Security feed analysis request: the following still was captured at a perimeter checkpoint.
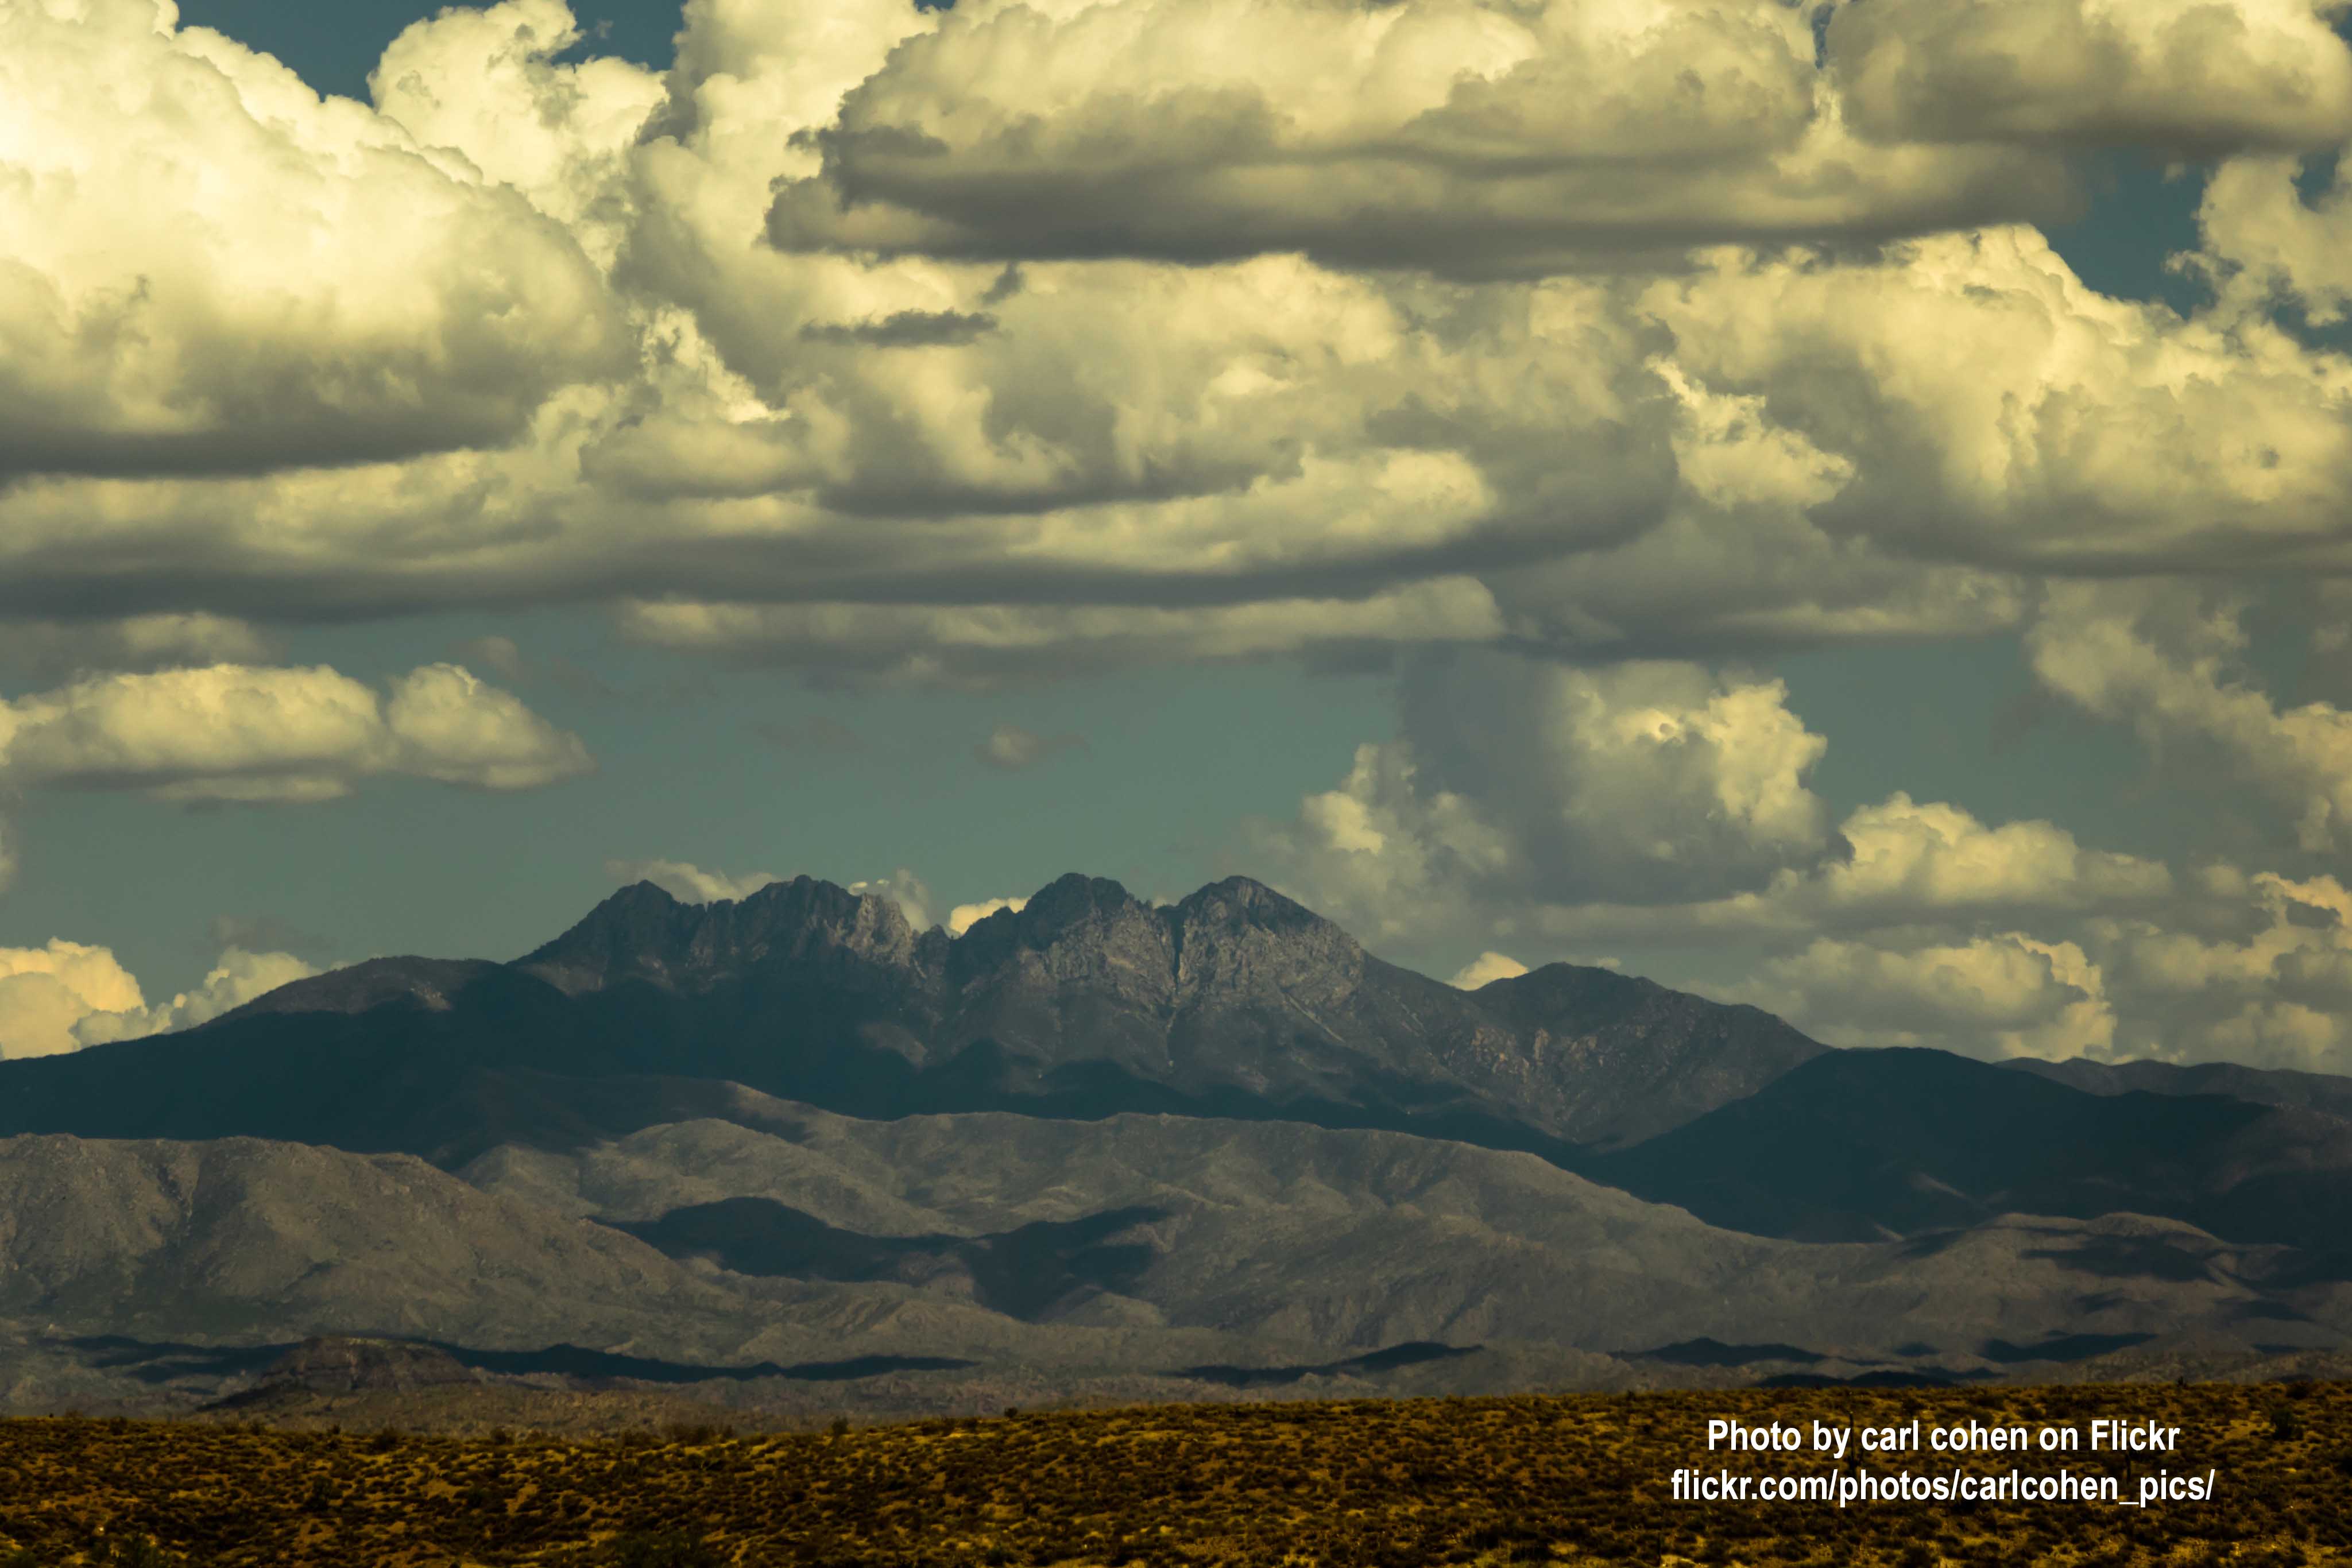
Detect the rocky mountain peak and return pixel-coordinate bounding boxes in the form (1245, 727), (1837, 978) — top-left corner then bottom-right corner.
(518, 874), (922, 995)
(949, 873), (1175, 1001)
(1166, 875), (1362, 1002)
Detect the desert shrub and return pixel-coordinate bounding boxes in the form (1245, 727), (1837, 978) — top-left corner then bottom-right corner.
(605, 1531), (725, 1568)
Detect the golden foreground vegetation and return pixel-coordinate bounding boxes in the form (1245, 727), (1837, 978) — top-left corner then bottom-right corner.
(1, 1382), (2347, 1567)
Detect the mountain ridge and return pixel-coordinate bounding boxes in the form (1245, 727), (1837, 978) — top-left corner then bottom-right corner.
(7, 871), (1828, 1159)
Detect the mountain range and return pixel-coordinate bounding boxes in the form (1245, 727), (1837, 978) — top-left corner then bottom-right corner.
(3, 872), (2349, 1420)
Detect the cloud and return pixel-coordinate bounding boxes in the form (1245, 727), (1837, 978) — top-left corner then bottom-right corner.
(0, 0), (628, 480)
(1828, 0), (2352, 154)
(1263, 651), (2172, 958)
(1636, 229), (2352, 579)
(0, 940), (145, 1060)
(618, 580), (1508, 684)
(2078, 871), (2352, 1071)
(369, 0), (665, 269)
(0, 614), (273, 682)
(0, 0), (2347, 691)
(1268, 655), (1839, 924)
(0, 940), (312, 1058)
(2027, 584), (2352, 850)
(974, 723), (1083, 772)
(604, 858), (782, 903)
(2194, 152), (2352, 327)
(1448, 951), (1529, 990)
(765, 0), (2075, 275)
(1717, 865), (2352, 1073)
(71, 946), (320, 1047)
(0, 663), (594, 802)
(1719, 932), (2115, 1060)
(947, 896), (1028, 936)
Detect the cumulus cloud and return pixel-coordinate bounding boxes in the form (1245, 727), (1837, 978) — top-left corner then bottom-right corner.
(766, 0), (2072, 274)
(1705, 865), (2352, 1074)
(2192, 147), (2352, 328)
(2027, 585), (2352, 850)
(947, 896), (1028, 936)
(370, 0), (664, 269)
(0, 0), (2343, 687)
(0, 940), (312, 1058)
(71, 946), (320, 1047)
(1719, 932), (2115, 1060)
(0, 663), (593, 802)
(0, 941), (145, 1059)
(1828, 0), (2352, 154)
(1263, 654), (1840, 934)
(1264, 652), (2172, 955)
(0, 0), (627, 480)
(1637, 229), (2352, 578)
(605, 858), (782, 903)
(1448, 951), (1529, 990)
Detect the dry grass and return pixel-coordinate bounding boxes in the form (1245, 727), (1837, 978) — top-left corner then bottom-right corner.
(1, 1381), (2347, 1566)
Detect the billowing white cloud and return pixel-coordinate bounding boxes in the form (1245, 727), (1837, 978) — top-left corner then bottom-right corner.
(947, 896), (1029, 936)
(1267, 655), (1838, 927)
(71, 946), (320, 1047)
(0, 0), (2342, 686)
(1265, 652), (2172, 956)
(1746, 865), (2352, 1074)
(370, 0), (665, 269)
(1829, 0), (2352, 154)
(0, 0), (628, 479)
(1727, 792), (2174, 932)
(0, 663), (594, 802)
(605, 858), (782, 904)
(1720, 932), (2115, 1060)
(0, 940), (311, 1058)
(1448, 951), (1529, 990)
(2194, 152), (2352, 327)
(0, 940), (145, 1059)
(1637, 229), (2352, 578)
(767, 0), (2074, 274)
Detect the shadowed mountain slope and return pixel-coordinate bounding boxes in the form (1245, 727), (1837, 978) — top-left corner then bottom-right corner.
(2004, 1055), (2352, 1123)
(0, 873), (1825, 1163)
(1587, 1048), (2352, 1251)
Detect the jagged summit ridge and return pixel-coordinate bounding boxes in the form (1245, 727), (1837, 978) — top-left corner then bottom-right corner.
(40, 865), (1830, 1156)
(518, 874), (927, 996)
(519, 869), (1359, 1008)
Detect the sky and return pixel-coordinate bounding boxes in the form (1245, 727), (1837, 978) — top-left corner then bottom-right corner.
(7, 0), (2352, 1074)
